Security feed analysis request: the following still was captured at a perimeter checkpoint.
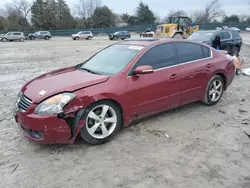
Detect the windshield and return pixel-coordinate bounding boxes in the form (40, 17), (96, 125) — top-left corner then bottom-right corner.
(114, 32), (120, 35)
(188, 31), (215, 41)
(80, 44), (143, 75)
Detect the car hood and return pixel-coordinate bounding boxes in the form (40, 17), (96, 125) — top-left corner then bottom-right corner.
(22, 66), (109, 103)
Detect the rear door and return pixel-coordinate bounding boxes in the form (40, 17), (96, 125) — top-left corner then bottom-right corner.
(13, 32), (21, 40)
(126, 43), (181, 118)
(80, 32), (85, 39)
(216, 31), (232, 52)
(175, 42), (214, 105)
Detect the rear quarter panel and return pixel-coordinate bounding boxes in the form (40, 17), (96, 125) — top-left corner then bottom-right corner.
(211, 49), (235, 88)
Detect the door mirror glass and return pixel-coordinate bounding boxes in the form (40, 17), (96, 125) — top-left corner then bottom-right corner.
(133, 65), (154, 75)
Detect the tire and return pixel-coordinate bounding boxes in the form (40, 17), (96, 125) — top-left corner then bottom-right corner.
(75, 37), (79, 40)
(202, 75), (224, 105)
(86, 36), (91, 40)
(236, 69), (241, 75)
(232, 46), (240, 56)
(114, 36), (118, 40)
(80, 100), (122, 145)
(173, 33), (183, 39)
(45, 36), (49, 40)
(2, 38), (7, 42)
(19, 38), (24, 42)
(31, 36), (35, 40)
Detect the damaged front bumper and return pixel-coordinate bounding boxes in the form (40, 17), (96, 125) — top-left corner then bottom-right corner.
(13, 103), (86, 144)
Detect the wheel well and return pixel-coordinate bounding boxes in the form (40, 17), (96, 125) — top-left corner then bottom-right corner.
(216, 73), (227, 89)
(92, 99), (124, 125)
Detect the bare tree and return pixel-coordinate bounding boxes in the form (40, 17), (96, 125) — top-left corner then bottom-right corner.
(203, 0), (224, 22)
(164, 9), (188, 23)
(76, 0), (101, 18)
(190, 0), (224, 23)
(5, 0), (31, 29)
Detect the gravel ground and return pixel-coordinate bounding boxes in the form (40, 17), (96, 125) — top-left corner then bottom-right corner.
(0, 37), (250, 188)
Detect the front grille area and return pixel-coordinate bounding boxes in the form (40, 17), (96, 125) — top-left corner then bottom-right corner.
(16, 93), (32, 112)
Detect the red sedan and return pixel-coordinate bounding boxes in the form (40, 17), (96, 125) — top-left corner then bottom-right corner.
(13, 38), (235, 145)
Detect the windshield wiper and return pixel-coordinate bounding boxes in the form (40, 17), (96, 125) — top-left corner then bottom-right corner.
(80, 67), (100, 75)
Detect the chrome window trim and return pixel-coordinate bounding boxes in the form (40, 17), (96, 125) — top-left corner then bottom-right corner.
(126, 42), (213, 78)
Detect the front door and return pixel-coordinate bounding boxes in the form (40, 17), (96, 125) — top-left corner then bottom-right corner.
(125, 43), (181, 118)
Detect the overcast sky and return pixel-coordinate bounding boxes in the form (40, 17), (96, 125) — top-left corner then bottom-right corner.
(67, 0), (250, 17)
(1, 0), (249, 18)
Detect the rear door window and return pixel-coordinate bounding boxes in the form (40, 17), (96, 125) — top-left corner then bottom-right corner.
(230, 30), (241, 39)
(202, 46), (211, 58)
(220, 31), (231, 40)
(175, 42), (204, 64)
(13, 33), (21, 35)
(131, 43), (176, 72)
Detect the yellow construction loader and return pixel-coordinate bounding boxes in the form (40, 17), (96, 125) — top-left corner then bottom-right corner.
(155, 16), (199, 39)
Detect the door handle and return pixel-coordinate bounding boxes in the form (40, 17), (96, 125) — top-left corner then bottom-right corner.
(169, 74), (178, 79)
(206, 64), (214, 68)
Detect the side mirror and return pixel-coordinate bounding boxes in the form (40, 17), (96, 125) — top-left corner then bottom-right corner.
(133, 65), (154, 75)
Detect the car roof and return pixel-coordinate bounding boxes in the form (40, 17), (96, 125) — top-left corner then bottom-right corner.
(120, 38), (206, 47)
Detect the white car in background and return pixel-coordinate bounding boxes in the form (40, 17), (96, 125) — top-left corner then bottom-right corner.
(246, 27), (250, 32)
(230, 27), (241, 32)
(71, 31), (93, 40)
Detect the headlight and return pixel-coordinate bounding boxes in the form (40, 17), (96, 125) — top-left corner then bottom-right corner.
(34, 93), (76, 115)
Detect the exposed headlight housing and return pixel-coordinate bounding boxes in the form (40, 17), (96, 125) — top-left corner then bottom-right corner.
(34, 93), (76, 115)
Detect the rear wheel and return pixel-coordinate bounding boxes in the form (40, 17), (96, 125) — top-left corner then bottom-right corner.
(173, 33), (183, 39)
(236, 69), (241, 75)
(232, 46), (240, 56)
(202, 75), (224, 105)
(45, 36), (49, 40)
(80, 101), (122, 145)
(19, 38), (25, 42)
(86, 36), (91, 40)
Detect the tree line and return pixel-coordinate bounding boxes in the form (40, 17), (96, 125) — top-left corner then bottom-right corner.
(0, 0), (249, 32)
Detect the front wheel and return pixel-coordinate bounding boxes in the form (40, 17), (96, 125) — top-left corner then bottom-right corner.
(202, 75), (224, 105)
(2, 38), (7, 42)
(80, 101), (122, 145)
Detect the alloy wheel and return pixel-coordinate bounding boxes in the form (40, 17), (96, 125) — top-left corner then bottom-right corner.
(86, 104), (117, 139)
(209, 80), (223, 102)
(232, 47), (239, 56)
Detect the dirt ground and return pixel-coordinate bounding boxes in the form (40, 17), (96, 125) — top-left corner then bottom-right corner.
(0, 36), (250, 188)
